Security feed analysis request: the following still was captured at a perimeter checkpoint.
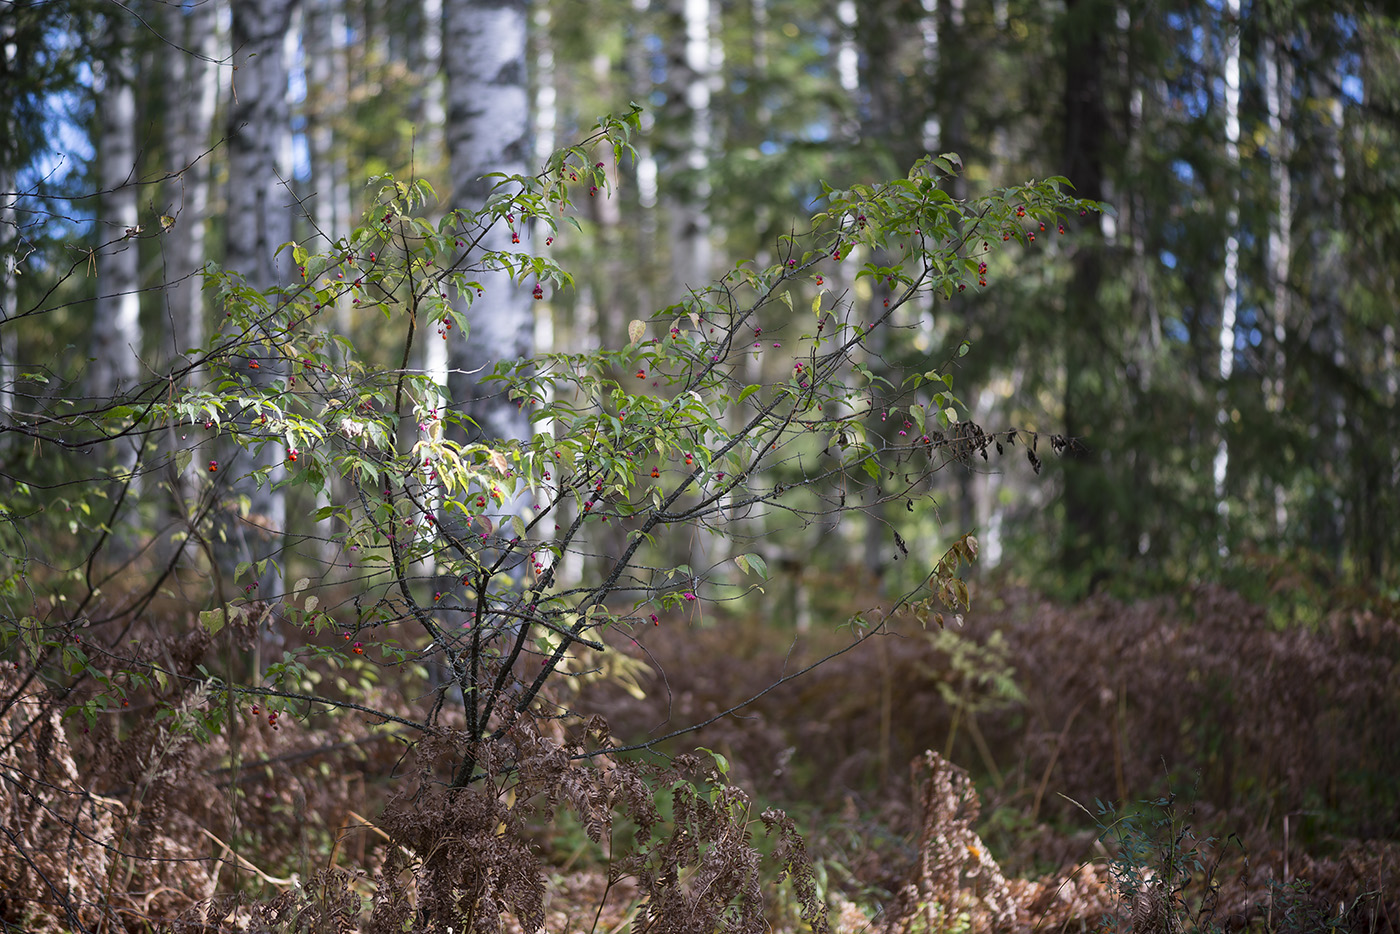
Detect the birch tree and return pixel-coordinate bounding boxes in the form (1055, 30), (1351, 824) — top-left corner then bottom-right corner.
(1262, 31), (1293, 532)
(443, 0), (533, 586)
(1211, 0), (1241, 551)
(161, 0), (221, 543)
(226, 0), (297, 598)
(0, 14), (14, 434)
(163, 0), (220, 363)
(0, 167), (14, 447)
(663, 0), (718, 294)
(90, 17), (142, 408)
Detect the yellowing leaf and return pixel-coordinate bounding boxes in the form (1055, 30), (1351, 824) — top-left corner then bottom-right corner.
(628, 319), (646, 344)
(199, 608), (226, 636)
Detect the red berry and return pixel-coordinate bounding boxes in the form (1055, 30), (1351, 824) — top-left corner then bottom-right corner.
(651, 467), (660, 478)
(636, 369), (646, 378)
(208, 460), (218, 472)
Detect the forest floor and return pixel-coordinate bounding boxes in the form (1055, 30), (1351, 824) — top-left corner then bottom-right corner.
(3, 581), (1397, 932)
(567, 581), (1400, 933)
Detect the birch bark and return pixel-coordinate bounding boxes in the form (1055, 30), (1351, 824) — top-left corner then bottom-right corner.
(443, 0), (533, 588)
(226, 0), (297, 597)
(1211, 0), (1241, 550)
(90, 24), (142, 407)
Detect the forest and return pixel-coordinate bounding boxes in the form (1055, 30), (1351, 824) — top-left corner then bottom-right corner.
(1, 0), (1397, 931)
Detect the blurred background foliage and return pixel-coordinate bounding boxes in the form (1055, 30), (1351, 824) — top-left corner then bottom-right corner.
(3, 0), (1397, 603)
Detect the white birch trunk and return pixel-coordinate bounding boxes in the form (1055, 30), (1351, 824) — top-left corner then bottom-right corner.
(161, 0), (222, 556)
(665, 0), (716, 293)
(88, 13), (145, 550)
(919, 0), (940, 151)
(628, 0), (658, 314)
(1263, 36), (1293, 532)
(91, 42), (142, 406)
(304, 0), (353, 566)
(443, 0), (532, 589)
(0, 166), (15, 445)
(164, 0), (219, 362)
(1211, 0), (1240, 550)
(306, 0), (354, 340)
(443, 0), (531, 435)
(0, 19), (16, 440)
(660, 0), (729, 577)
(409, 0), (448, 579)
(227, 0), (296, 598)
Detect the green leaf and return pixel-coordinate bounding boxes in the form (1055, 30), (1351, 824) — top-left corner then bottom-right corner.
(697, 746), (730, 776)
(199, 608), (226, 636)
(735, 553), (769, 579)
